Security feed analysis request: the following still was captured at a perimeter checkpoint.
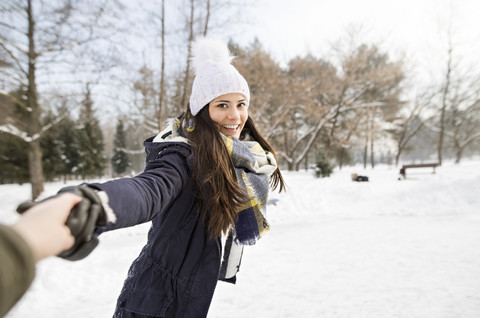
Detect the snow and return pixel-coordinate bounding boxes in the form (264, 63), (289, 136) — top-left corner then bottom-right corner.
(2, 160), (480, 317)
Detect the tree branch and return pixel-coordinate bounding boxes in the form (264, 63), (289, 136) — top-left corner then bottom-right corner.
(0, 40), (28, 75)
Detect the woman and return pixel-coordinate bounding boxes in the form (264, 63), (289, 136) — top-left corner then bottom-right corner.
(38, 38), (284, 317)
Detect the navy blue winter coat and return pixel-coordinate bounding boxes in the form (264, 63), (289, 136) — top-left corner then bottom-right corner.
(90, 137), (222, 317)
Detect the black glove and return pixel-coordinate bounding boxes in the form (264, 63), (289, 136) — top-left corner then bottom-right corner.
(16, 185), (108, 261)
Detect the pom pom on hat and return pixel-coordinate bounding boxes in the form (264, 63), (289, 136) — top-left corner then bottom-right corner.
(191, 38), (233, 73)
(189, 37), (250, 116)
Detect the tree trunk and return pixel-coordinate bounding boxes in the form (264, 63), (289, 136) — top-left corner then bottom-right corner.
(287, 161), (293, 171)
(180, 0), (195, 111)
(27, 0), (44, 199)
(455, 148), (463, 164)
(203, 0), (210, 36)
(28, 140), (44, 199)
(369, 107), (376, 168)
(294, 160), (300, 171)
(363, 130), (368, 169)
(438, 32), (453, 166)
(157, 0), (166, 131)
(395, 148), (401, 166)
(370, 135), (375, 168)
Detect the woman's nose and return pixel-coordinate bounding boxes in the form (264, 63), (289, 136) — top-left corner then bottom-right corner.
(227, 107), (240, 120)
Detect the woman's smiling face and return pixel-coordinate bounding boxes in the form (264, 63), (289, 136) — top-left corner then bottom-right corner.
(208, 93), (248, 139)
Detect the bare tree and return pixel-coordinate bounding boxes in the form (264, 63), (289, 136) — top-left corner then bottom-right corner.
(450, 101), (480, 163)
(445, 77), (480, 163)
(180, 0), (195, 111)
(178, 0), (251, 112)
(233, 39), (405, 171)
(231, 39), (292, 138)
(0, 0), (120, 198)
(280, 55), (340, 171)
(431, 6), (480, 165)
(341, 44), (404, 168)
(437, 29), (453, 166)
(388, 93), (431, 166)
(133, 64), (159, 136)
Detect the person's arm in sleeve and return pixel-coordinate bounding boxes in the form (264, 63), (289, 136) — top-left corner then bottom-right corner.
(0, 193), (80, 317)
(89, 147), (190, 231)
(0, 224), (35, 318)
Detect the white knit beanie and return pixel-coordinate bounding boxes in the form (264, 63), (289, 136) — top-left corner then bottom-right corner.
(189, 38), (250, 116)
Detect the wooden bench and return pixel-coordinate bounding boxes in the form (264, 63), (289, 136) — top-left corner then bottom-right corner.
(399, 163), (439, 179)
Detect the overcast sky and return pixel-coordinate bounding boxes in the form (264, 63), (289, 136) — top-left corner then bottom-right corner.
(228, 0), (480, 81)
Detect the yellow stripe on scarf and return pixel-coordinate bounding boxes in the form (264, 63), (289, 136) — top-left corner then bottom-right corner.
(225, 135), (234, 155)
(249, 142), (265, 154)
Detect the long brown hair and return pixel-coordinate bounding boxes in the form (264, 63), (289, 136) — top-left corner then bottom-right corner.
(183, 106), (285, 239)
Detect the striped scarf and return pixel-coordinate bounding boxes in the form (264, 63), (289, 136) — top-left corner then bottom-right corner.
(219, 135), (277, 282)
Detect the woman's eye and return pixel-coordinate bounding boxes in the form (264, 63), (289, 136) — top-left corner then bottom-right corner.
(237, 102), (246, 108)
(216, 103), (228, 108)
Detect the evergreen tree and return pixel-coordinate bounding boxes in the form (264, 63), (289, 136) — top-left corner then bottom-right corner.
(58, 112), (81, 179)
(0, 133), (29, 184)
(40, 111), (64, 181)
(314, 152), (334, 178)
(111, 118), (131, 176)
(76, 84), (106, 179)
(40, 104), (81, 181)
(0, 87), (31, 184)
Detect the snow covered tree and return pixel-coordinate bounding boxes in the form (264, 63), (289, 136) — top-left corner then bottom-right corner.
(76, 85), (106, 179)
(111, 118), (131, 176)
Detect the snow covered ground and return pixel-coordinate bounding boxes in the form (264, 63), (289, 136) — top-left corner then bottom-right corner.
(2, 160), (480, 317)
